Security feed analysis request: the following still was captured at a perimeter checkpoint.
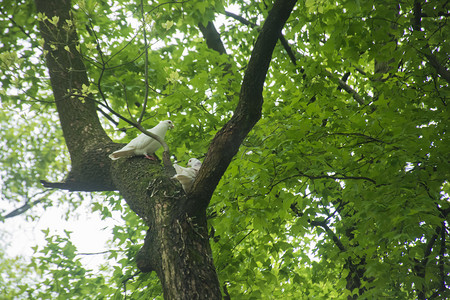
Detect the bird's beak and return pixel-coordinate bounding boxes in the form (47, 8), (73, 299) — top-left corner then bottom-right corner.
(169, 122), (174, 129)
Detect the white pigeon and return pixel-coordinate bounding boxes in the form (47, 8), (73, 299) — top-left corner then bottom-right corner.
(172, 158), (202, 192)
(109, 120), (174, 160)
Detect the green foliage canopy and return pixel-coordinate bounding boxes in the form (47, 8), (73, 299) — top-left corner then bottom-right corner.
(0, 0), (449, 299)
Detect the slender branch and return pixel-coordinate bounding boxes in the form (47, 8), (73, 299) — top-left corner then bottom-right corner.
(232, 229), (254, 251)
(323, 70), (365, 105)
(0, 8), (43, 51)
(77, 250), (113, 256)
(296, 169), (377, 185)
(278, 34), (297, 65)
(2, 198), (45, 219)
(1, 190), (50, 219)
(224, 10), (297, 64)
(138, 0), (149, 124)
(225, 11), (257, 27)
(328, 132), (386, 144)
(97, 107), (119, 126)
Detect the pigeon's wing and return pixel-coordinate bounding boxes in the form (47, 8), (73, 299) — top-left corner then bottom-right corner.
(128, 133), (152, 150)
(108, 143), (137, 160)
(141, 139), (161, 156)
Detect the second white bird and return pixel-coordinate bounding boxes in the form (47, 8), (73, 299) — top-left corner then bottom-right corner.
(172, 158), (202, 192)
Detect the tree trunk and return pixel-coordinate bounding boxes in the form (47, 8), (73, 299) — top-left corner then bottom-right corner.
(34, 0), (298, 298)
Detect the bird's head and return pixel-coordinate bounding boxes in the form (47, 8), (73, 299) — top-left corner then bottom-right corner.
(187, 158), (201, 167)
(162, 120), (174, 129)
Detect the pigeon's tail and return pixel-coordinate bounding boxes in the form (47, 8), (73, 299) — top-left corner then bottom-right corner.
(109, 149), (136, 160)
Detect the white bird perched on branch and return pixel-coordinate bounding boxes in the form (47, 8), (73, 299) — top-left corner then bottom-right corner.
(172, 158), (202, 192)
(109, 120), (174, 160)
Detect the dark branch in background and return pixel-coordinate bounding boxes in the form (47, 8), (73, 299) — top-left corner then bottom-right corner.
(278, 34), (297, 65)
(413, 0), (422, 31)
(323, 70), (365, 105)
(198, 22), (227, 55)
(414, 204), (450, 299)
(422, 52), (450, 84)
(337, 72), (351, 90)
(198, 20), (238, 103)
(438, 221), (446, 295)
(415, 226), (441, 300)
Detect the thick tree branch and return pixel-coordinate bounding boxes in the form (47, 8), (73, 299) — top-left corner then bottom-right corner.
(190, 0), (298, 212)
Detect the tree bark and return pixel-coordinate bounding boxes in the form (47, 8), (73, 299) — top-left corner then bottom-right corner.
(35, 0), (298, 298)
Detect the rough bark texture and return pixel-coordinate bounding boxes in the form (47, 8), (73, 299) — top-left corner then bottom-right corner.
(35, 0), (298, 298)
